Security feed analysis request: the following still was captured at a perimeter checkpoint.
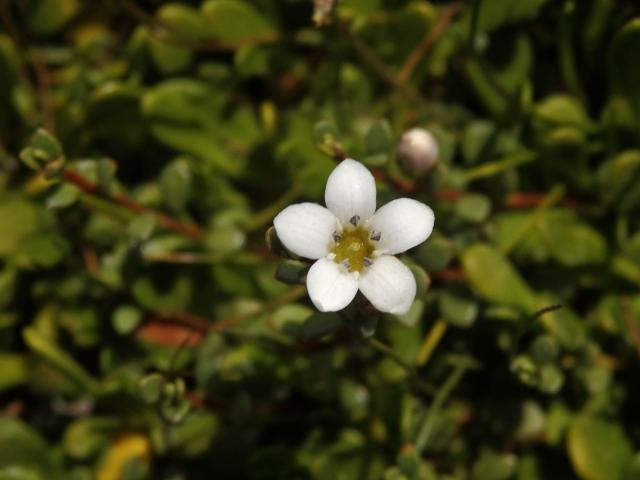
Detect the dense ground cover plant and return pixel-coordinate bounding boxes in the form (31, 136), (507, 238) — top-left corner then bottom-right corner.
(1, 0), (640, 479)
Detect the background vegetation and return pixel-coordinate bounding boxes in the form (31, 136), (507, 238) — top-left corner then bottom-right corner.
(1, 0), (640, 478)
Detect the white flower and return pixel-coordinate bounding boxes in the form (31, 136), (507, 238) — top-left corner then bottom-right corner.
(274, 159), (434, 315)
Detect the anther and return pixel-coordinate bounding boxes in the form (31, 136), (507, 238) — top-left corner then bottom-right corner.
(363, 257), (373, 267)
(370, 231), (381, 241)
(349, 215), (360, 226)
(333, 232), (342, 242)
(341, 259), (351, 270)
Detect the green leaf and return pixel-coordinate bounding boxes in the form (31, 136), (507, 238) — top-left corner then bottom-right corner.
(537, 295), (587, 350)
(167, 412), (219, 457)
(156, 3), (206, 43)
(609, 18), (640, 107)
(46, 184), (79, 209)
(149, 36), (194, 75)
(416, 234), (455, 274)
(0, 197), (49, 257)
(455, 193), (492, 223)
(0, 353), (28, 391)
(597, 150), (640, 212)
(201, 0), (277, 42)
(468, 0), (550, 33)
(275, 260), (308, 285)
(15, 232), (70, 268)
(138, 373), (165, 404)
(440, 291), (478, 328)
(472, 450), (517, 480)
(365, 119), (394, 155)
(0, 417), (54, 475)
(87, 83), (144, 150)
(0, 35), (20, 136)
(26, 0), (79, 36)
(142, 79), (258, 176)
(461, 244), (538, 314)
(63, 417), (116, 460)
(22, 326), (98, 394)
(19, 128), (64, 174)
(279, 311), (344, 341)
(112, 305), (143, 335)
(160, 158), (192, 213)
(568, 416), (633, 480)
(537, 210), (607, 266)
(533, 95), (593, 132)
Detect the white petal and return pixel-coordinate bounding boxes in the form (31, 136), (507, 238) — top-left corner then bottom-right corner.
(368, 198), (434, 254)
(358, 255), (416, 315)
(307, 257), (359, 312)
(325, 158), (377, 225)
(274, 203), (338, 259)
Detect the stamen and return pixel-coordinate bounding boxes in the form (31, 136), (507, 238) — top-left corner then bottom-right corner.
(349, 215), (360, 226)
(370, 231), (381, 241)
(331, 226), (374, 272)
(363, 257), (373, 267)
(332, 232), (342, 243)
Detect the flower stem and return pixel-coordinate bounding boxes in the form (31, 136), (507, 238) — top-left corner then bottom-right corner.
(415, 362), (467, 454)
(64, 169), (204, 240)
(416, 318), (448, 367)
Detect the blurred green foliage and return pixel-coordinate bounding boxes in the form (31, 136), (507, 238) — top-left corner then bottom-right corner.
(1, 0), (640, 479)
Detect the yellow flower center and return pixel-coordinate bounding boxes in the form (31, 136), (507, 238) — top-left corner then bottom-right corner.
(332, 227), (374, 272)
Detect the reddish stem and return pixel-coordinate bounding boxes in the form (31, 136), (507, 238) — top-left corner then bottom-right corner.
(63, 169), (203, 240)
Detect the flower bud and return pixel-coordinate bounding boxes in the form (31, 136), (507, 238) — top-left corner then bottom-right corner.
(396, 128), (439, 176)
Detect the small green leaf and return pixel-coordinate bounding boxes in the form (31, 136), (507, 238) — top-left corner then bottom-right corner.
(0, 417), (54, 475)
(46, 184), (79, 209)
(23, 326), (98, 394)
(63, 417), (116, 460)
(149, 36), (194, 75)
(461, 244), (538, 314)
(610, 18), (640, 106)
(0, 353), (28, 391)
(597, 150), (640, 212)
(472, 449), (517, 480)
(440, 291), (478, 328)
(537, 210), (607, 266)
(275, 260), (308, 285)
(156, 3), (206, 43)
(19, 128), (65, 174)
(201, 0), (277, 42)
(112, 305), (143, 335)
(366, 119), (394, 155)
(26, 0), (79, 36)
(534, 95), (593, 131)
(455, 193), (492, 223)
(568, 416), (633, 480)
(160, 159), (192, 213)
(139, 373), (165, 404)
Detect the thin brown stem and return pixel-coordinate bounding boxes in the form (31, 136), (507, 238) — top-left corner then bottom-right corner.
(63, 169), (204, 240)
(396, 1), (463, 86)
(337, 21), (425, 104)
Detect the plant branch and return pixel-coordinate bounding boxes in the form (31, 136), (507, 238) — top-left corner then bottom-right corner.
(337, 21), (425, 104)
(415, 362), (467, 454)
(396, 1), (463, 86)
(63, 169), (204, 240)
